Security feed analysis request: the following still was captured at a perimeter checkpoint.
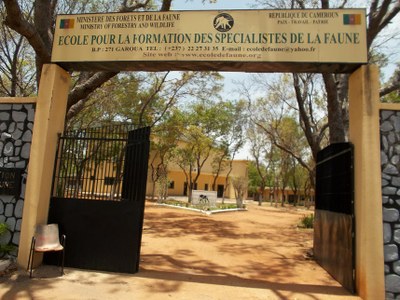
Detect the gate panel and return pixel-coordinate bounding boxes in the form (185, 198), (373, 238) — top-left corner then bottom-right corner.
(46, 198), (138, 272)
(46, 126), (150, 274)
(121, 127), (151, 271)
(314, 142), (355, 293)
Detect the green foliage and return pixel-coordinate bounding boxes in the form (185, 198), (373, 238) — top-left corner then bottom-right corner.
(216, 203), (243, 210)
(162, 199), (189, 207)
(0, 8), (37, 97)
(67, 71), (223, 130)
(248, 160), (265, 192)
(0, 223), (8, 236)
(172, 97), (246, 201)
(299, 214), (314, 229)
(381, 91), (400, 103)
(381, 63), (400, 103)
(0, 223), (16, 258)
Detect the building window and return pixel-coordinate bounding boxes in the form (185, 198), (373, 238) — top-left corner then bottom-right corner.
(217, 185), (224, 197)
(104, 177), (115, 185)
(205, 184), (209, 191)
(168, 181), (175, 189)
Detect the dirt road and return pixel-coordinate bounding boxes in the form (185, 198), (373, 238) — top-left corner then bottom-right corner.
(0, 201), (361, 300)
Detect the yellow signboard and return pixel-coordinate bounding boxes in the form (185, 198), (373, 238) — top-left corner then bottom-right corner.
(51, 9), (367, 73)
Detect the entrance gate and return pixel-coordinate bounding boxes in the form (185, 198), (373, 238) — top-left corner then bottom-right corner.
(46, 126), (150, 273)
(314, 143), (355, 292)
(15, 8), (385, 298)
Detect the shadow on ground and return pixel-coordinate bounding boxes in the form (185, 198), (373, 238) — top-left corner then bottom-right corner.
(0, 202), (359, 300)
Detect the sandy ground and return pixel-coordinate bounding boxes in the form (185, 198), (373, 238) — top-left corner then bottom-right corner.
(0, 200), (361, 300)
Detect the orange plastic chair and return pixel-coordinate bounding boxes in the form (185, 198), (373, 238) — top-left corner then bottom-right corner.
(27, 224), (66, 278)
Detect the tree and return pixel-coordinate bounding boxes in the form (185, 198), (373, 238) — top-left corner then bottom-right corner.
(148, 109), (184, 201)
(247, 126), (270, 205)
(211, 143), (230, 191)
(253, 0), (400, 143)
(173, 124), (214, 202)
(231, 176), (247, 208)
(0, 3), (36, 97)
(66, 71), (222, 129)
(173, 140), (196, 202)
(381, 64), (400, 102)
(246, 74), (319, 190)
(287, 158), (309, 206)
(248, 161), (261, 200)
(171, 96), (245, 202)
(292, 73), (328, 162)
(248, 108), (312, 206)
(210, 99), (247, 200)
(1, 0), (172, 119)
(277, 149), (292, 206)
(266, 115), (310, 206)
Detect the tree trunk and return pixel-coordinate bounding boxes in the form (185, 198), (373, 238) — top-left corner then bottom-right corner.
(152, 183), (157, 202)
(323, 73), (346, 143)
(258, 193), (262, 206)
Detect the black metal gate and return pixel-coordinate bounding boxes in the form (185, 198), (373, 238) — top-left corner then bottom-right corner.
(46, 126), (150, 273)
(314, 142), (355, 293)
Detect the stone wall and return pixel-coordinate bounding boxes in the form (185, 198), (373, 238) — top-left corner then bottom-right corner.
(0, 103), (35, 256)
(380, 110), (400, 299)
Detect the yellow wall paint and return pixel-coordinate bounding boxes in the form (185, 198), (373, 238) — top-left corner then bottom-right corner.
(146, 149), (249, 200)
(0, 97), (37, 104)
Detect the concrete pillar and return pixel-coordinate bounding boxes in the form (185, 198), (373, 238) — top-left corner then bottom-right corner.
(17, 64), (70, 268)
(348, 65), (385, 299)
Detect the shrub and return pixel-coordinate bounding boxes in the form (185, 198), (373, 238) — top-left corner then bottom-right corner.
(0, 223), (16, 258)
(216, 203), (242, 209)
(299, 214), (314, 229)
(0, 223), (8, 236)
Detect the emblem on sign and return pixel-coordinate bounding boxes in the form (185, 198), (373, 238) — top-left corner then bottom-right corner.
(213, 13), (234, 32)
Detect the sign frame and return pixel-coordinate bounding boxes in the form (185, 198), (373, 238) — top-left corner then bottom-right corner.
(51, 9), (367, 73)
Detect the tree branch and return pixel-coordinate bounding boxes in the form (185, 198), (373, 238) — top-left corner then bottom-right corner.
(367, 0), (400, 49)
(3, 0), (51, 63)
(161, 0), (172, 11)
(253, 120), (312, 174)
(120, 0), (151, 12)
(139, 72), (169, 126)
(67, 71), (118, 108)
(380, 67), (400, 97)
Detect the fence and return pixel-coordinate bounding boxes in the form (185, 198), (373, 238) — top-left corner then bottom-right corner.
(52, 125), (136, 201)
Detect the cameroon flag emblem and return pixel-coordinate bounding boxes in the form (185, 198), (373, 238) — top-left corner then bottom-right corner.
(60, 19), (75, 29)
(343, 14), (361, 25)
